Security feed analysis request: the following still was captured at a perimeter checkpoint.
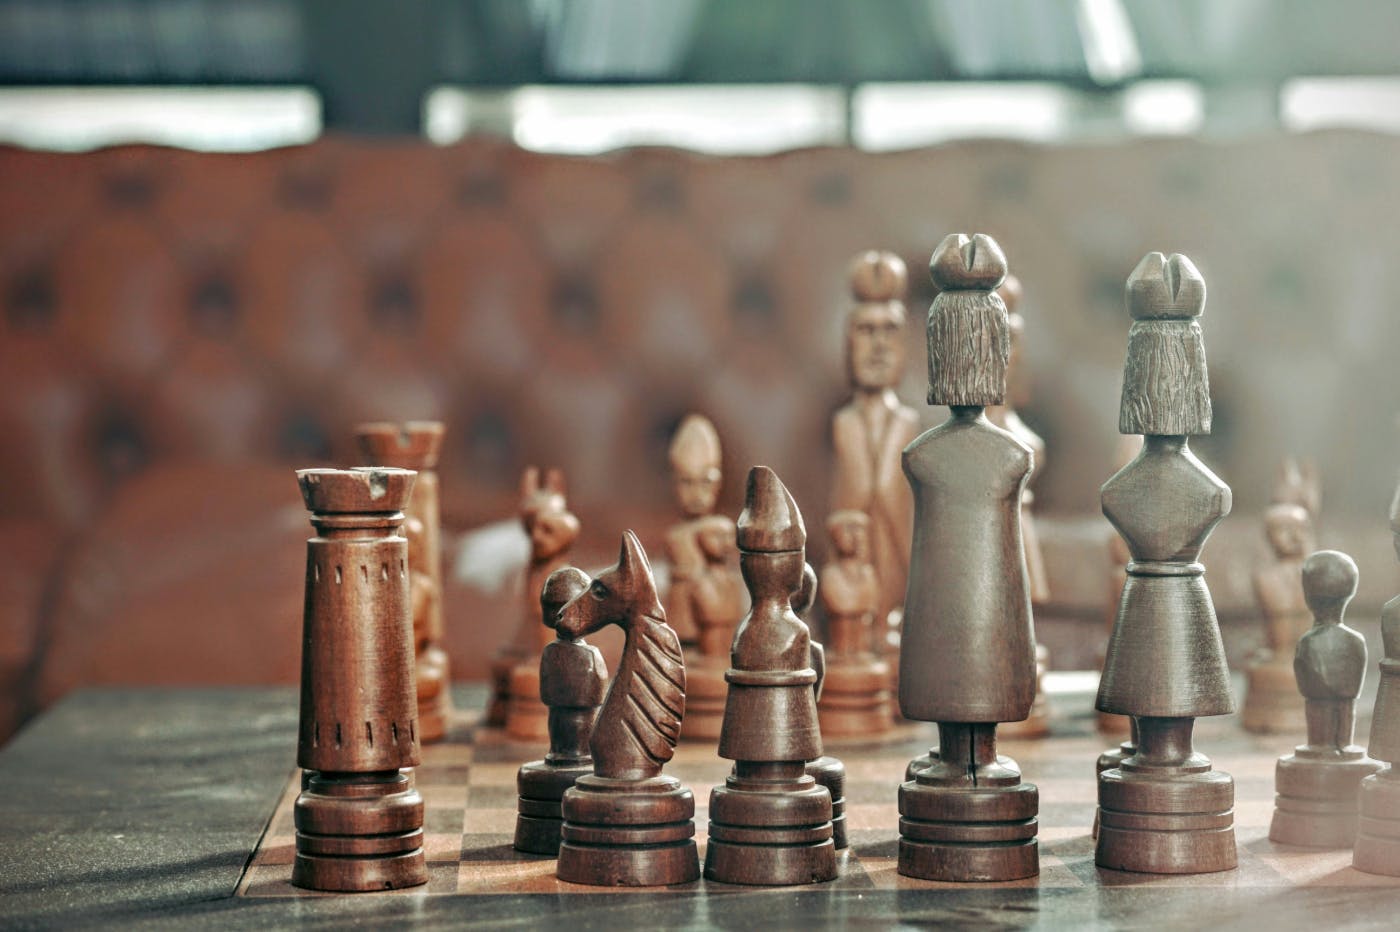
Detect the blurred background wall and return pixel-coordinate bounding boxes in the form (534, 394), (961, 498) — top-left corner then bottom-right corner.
(1, 0), (1398, 743)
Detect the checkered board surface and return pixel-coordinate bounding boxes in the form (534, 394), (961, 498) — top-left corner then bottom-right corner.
(237, 709), (1400, 897)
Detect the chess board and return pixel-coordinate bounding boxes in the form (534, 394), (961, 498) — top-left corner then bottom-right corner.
(237, 706), (1400, 898)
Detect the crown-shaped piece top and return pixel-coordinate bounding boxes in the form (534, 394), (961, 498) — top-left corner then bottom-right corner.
(298, 467), (416, 514)
(354, 421), (445, 470)
(1126, 252), (1205, 320)
(850, 250), (908, 302)
(929, 233), (1007, 292)
(668, 413), (722, 472)
(737, 465), (805, 553)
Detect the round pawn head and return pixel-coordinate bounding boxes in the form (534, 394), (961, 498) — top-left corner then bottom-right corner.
(1301, 550), (1359, 622)
(736, 465), (805, 554)
(924, 233), (1011, 407)
(826, 509), (871, 561)
(541, 566), (591, 630)
(1119, 251), (1212, 436)
(1264, 503), (1313, 560)
(850, 250), (908, 302)
(668, 414), (722, 518)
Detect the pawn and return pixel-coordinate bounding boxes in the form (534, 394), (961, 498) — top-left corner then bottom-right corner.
(514, 568), (609, 855)
(1269, 551), (1382, 847)
(794, 559), (848, 851)
(555, 532), (700, 887)
(817, 510), (894, 740)
(706, 467), (838, 885)
(680, 515), (746, 741)
(1354, 484), (1400, 876)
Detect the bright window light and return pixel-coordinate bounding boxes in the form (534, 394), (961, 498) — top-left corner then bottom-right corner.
(0, 87), (320, 152)
(854, 83), (1073, 150)
(425, 84), (846, 155)
(1281, 77), (1400, 134)
(1123, 81), (1203, 136)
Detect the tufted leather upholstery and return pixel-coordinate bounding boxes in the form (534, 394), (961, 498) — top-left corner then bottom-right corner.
(2, 133), (1398, 742)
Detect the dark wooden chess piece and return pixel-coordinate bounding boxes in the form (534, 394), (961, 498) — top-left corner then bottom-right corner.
(897, 233), (1039, 883)
(817, 510), (893, 740)
(664, 414), (731, 650)
(680, 514), (745, 741)
(1097, 433), (1142, 741)
(555, 532), (700, 886)
(500, 467), (580, 741)
(514, 566), (609, 855)
(1354, 481), (1400, 876)
(832, 251), (919, 679)
(706, 466), (838, 885)
(355, 421), (452, 742)
(794, 557), (848, 851)
(989, 275), (1051, 740)
(1244, 471), (1319, 735)
(292, 467), (427, 892)
(1095, 252), (1237, 875)
(1269, 550), (1381, 847)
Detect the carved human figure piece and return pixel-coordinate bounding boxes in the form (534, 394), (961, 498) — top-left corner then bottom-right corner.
(1095, 252), (1237, 875)
(292, 467), (426, 892)
(1269, 550), (1382, 847)
(354, 421), (451, 742)
(554, 532), (700, 886)
(831, 251), (920, 637)
(987, 274), (1051, 740)
(706, 466), (837, 885)
(501, 467), (581, 740)
(817, 509), (893, 738)
(514, 567), (609, 855)
(898, 233), (1039, 883)
(1354, 480), (1400, 876)
(680, 513), (747, 741)
(664, 414), (729, 648)
(1244, 499), (1317, 733)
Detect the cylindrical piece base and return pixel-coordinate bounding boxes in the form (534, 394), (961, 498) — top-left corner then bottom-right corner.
(505, 664), (548, 742)
(1353, 771), (1400, 876)
(293, 772), (427, 892)
(897, 775), (1039, 882)
(558, 774), (700, 886)
(806, 755), (847, 850)
(1096, 766), (1236, 874)
(515, 760), (591, 855)
(705, 774), (836, 885)
(1269, 750), (1382, 848)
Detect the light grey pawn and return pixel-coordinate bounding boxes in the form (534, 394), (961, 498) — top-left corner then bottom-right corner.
(1269, 551), (1381, 847)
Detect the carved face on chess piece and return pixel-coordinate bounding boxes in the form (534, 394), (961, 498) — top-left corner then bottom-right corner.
(696, 514), (737, 567)
(669, 415), (723, 519)
(521, 468), (580, 563)
(1265, 503), (1314, 561)
(828, 510), (871, 563)
(846, 252), (909, 392)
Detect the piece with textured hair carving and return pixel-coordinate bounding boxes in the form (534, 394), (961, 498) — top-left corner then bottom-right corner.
(897, 232), (1039, 883)
(1095, 252), (1237, 875)
(554, 532), (700, 887)
(291, 467), (427, 893)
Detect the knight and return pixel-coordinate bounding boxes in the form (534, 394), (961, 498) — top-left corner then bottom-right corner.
(705, 466), (837, 885)
(554, 532), (700, 886)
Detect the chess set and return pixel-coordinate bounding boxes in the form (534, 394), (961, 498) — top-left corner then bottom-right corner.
(239, 234), (1400, 898)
